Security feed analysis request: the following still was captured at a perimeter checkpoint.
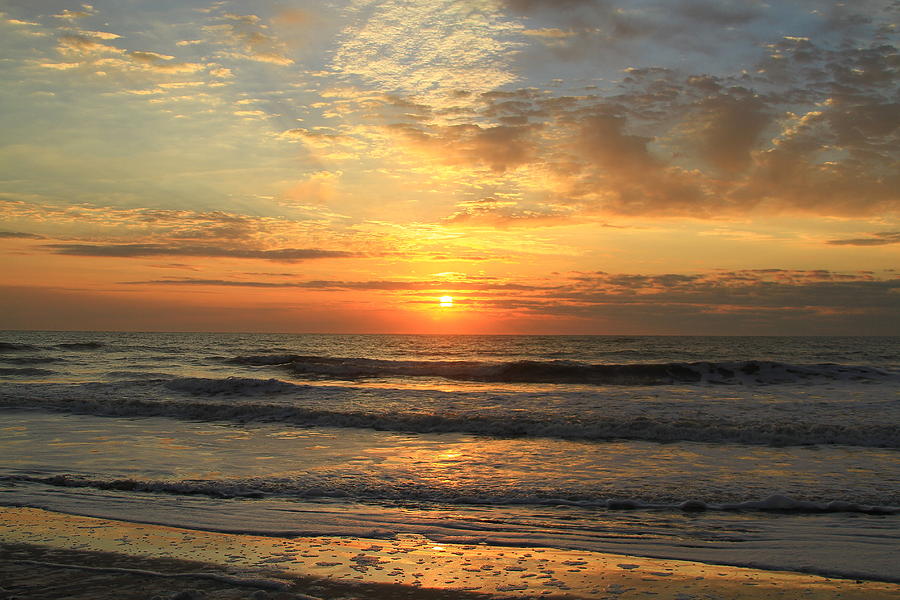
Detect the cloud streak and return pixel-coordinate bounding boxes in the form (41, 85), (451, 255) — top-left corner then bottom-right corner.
(109, 267), (900, 333)
(123, 277), (543, 291)
(0, 231), (45, 239)
(44, 244), (358, 262)
(827, 232), (900, 246)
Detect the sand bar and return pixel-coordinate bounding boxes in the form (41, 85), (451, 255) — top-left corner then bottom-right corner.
(1, 506), (897, 599)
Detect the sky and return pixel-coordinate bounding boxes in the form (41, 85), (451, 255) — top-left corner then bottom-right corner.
(0, 0), (897, 335)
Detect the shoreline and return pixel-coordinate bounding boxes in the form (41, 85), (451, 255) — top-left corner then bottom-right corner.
(2, 506), (898, 599)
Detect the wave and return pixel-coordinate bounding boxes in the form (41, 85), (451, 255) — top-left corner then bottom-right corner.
(164, 376), (309, 395)
(229, 355), (897, 386)
(0, 342), (39, 352)
(2, 394), (896, 447)
(104, 371), (175, 380)
(0, 367), (56, 377)
(55, 342), (106, 350)
(0, 356), (65, 365)
(6, 475), (896, 515)
(7, 557), (290, 592)
(0, 341), (105, 353)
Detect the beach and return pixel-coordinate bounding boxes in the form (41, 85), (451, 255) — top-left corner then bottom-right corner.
(3, 506), (898, 599)
(3, 0), (899, 595)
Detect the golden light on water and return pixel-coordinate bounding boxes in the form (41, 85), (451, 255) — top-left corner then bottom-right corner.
(439, 296), (454, 307)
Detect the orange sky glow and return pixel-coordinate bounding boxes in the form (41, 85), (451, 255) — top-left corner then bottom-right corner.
(0, 0), (897, 334)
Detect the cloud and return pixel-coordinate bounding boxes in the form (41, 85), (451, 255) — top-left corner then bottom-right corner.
(43, 243), (357, 262)
(827, 231), (900, 246)
(681, 92), (771, 173)
(57, 34), (124, 56)
(124, 268), (896, 305)
(126, 50), (205, 73)
(499, 0), (606, 14)
(76, 30), (120, 40)
(48, 31), (207, 75)
(116, 268), (900, 334)
(501, 268), (900, 334)
(445, 197), (574, 227)
(123, 277), (544, 291)
(281, 128), (357, 146)
(53, 5), (97, 22)
(675, 1), (764, 26)
(376, 36), (898, 220)
(398, 3), (888, 220)
(521, 28), (578, 40)
(0, 201), (390, 264)
(500, 0), (765, 58)
(550, 270), (899, 317)
(0, 231), (45, 239)
(0, 201), (336, 245)
(281, 171), (341, 205)
(205, 12), (294, 65)
(388, 121), (540, 172)
(331, 0), (522, 102)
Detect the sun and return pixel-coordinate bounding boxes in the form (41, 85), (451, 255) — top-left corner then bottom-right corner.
(439, 295), (454, 307)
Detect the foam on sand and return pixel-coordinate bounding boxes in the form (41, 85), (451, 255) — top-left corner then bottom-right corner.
(1, 506), (897, 599)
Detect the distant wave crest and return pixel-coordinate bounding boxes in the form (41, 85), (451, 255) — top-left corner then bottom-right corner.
(229, 355), (897, 386)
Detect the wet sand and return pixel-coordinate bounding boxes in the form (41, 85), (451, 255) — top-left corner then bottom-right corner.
(1, 506), (897, 599)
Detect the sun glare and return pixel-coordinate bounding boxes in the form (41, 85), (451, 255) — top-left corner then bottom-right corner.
(439, 295), (454, 307)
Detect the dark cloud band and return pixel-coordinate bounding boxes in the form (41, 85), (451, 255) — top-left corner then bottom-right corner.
(44, 243), (357, 261)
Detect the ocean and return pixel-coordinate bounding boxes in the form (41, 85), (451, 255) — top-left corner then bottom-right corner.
(0, 332), (897, 583)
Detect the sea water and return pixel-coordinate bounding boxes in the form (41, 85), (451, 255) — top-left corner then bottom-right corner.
(0, 332), (897, 581)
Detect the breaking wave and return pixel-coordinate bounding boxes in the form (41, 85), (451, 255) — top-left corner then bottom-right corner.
(229, 355), (897, 386)
(5, 474), (896, 515)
